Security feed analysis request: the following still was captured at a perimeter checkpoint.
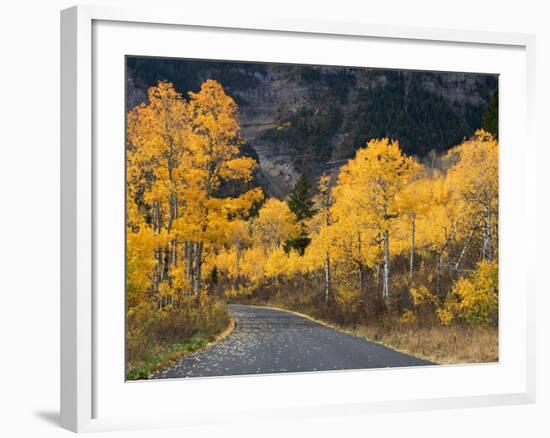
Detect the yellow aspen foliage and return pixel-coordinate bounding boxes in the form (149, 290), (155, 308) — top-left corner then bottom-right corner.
(445, 129), (498, 260)
(446, 130), (498, 214)
(224, 284), (255, 298)
(127, 79), (261, 299)
(125, 80), (263, 370)
(253, 198), (300, 250)
(410, 285), (440, 307)
(323, 214), (379, 268)
(394, 174), (433, 277)
(126, 226), (157, 308)
(438, 260), (498, 326)
(265, 247), (290, 278)
(335, 287), (362, 317)
(333, 138), (421, 300)
(305, 173), (336, 271)
(213, 248), (241, 279)
(127, 81), (190, 235)
(304, 225), (335, 271)
(336, 138), (421, 229)
(174, 79), (261, 244)
(399, 309), (417, 326)
(238, 246), (268, 284)
(414, 174), (459, 251)
(125, 75), (500, 369)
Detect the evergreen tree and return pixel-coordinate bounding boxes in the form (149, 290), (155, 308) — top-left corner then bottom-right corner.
(287, 173), (315, 220)
(482, 88), (498, 140)
(285, 173), (316, 255)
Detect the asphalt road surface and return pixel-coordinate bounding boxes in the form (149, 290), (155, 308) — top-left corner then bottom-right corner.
(154, 304), (433, 379)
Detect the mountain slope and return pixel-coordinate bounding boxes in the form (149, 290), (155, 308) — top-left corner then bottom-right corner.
(127, 58), (497, 197)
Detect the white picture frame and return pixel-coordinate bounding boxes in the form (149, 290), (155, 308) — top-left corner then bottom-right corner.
(60, 4), (536, 433)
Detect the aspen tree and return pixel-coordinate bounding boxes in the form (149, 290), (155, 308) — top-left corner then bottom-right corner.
(446, 130), (498, 262)
(335, 139), (420, 304)
(318, 174), (334, 304)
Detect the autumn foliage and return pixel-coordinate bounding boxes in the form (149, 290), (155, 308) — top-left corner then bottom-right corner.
(126, 80), (261, 372)
(127, 80), (499, 372)
(214, 130), (498, 329)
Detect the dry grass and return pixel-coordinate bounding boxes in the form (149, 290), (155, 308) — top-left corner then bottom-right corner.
(126, 297), (231, 376)
(352, 324), (498, 365)
(127, 317), (235, 380)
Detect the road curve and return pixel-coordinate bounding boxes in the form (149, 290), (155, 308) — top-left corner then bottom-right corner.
(154, 304), (433, 379)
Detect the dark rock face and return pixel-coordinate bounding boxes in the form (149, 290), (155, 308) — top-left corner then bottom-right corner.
(127, 57), (497, 198)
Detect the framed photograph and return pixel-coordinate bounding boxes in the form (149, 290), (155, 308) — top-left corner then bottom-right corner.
(61, 5), (536, 432)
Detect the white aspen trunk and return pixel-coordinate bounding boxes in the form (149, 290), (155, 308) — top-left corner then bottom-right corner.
(409, 215), (416, 281)
(383, 230), (390, 303)
(324, 252), (331, 304)
(172, 238), (177, 266)
(455, 228), (474, 271)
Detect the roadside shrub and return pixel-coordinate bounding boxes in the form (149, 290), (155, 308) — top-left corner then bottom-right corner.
(410, 285), (440, 307)
(399, 309), (417, 326)
(126, 293), (230, 368)
(438, 260), (498, 326)
(335, 287), (362, 324)
(409, 284), (440, 325)
(224, 284), (256, 299)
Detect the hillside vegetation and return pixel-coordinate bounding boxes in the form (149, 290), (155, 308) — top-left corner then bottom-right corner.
(126, 79), (498, 377)
(127, 58), (498, 196)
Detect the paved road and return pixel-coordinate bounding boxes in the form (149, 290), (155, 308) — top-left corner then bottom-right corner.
(154, 304), (433, 379)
